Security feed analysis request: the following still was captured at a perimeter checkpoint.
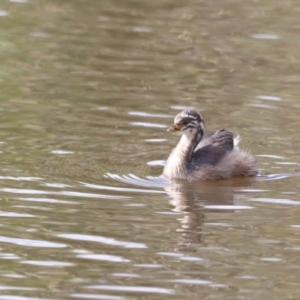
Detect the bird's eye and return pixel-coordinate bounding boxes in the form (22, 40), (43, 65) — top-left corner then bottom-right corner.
(182, 120), (188, 126)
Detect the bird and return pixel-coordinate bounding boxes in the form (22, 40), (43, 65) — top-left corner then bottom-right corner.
(163, 109), (259, 181)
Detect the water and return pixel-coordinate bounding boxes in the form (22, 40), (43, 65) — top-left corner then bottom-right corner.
(0, 0), (300, 299)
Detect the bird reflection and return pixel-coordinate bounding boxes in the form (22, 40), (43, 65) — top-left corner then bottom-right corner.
(165, 178), (255, 252)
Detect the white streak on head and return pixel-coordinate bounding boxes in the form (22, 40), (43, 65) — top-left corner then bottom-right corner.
(234, 135), (241, 147)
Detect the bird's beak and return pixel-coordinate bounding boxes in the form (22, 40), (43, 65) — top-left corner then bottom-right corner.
(167, 124), (182, 132)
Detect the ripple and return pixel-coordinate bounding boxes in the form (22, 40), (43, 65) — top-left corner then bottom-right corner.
(30, 32), (50, 38)
(85, 285), (175, 294)
(158, 252), (183, 257)
(112, 273), (140, 278)
(131, 27), (153, 33)
(107, 173), (295, 198)
(0, 297), (51, 300)
(256, 173), (295, 181)
(130, 122), (167, 128)
(256, 154), (286, 159)
(179, 256), (203, 261)
(129, 111), (171, 118)
(51, 150), (74, 154)
(206, 223), (232, 227)
(134, 264), (163, 268)
(18, 197), (77, 204)
(251, 33), (279, 39)
(0, 11), (9, 17)
(0, 236), (66, 248)
(171, 105), (195, 110)
(107, 172), (293, 189)
(169, 279), (212, 285)
(103, 173), (298, 223)
(77, 254), (130, 262)
(0, 211), (34, 218)
(0, 188), (130, 200)
(236, 276), (259, 279)
(260, 257), (282, 262)
(0, 176), (43, 181)
(21, 260), (74, 267)
(239, 189), (270, 193)
(249, 198), (300, 205)
(204, 205), (254, 210)
(71, 294), (127, 300)
(43, 183), (72, 188)
(57, 191), (129, 199)
(0, 253), (20, 260)
(123, 203), (146, 207)
(0, 286), (38, 291)
(2, 274), (25, 278)
(256, 95), (282, 101)
(58, 233), (147, 249)
(147, 160), (165, 166)
(97, 106), (109, 110)
(105, 173), (169, 188)
(80, 182), (164, 194)
(144, 139), (167, 142)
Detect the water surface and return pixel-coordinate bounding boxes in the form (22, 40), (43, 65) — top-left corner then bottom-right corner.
(0, 0), (300, 299)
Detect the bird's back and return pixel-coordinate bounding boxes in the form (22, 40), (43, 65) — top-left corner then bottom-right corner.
(187, 129), (258, 180)
(191, 129), (234, 167)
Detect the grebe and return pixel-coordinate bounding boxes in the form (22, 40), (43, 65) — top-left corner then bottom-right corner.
(163, 109), (259, 180)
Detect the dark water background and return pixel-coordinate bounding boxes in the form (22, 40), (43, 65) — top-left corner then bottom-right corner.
(0, 0), (300, 299)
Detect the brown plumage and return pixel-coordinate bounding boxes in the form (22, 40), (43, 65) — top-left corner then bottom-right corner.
(163, 109), (259, 181)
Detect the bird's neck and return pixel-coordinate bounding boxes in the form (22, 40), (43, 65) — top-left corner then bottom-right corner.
(164, 130), (203, 179)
